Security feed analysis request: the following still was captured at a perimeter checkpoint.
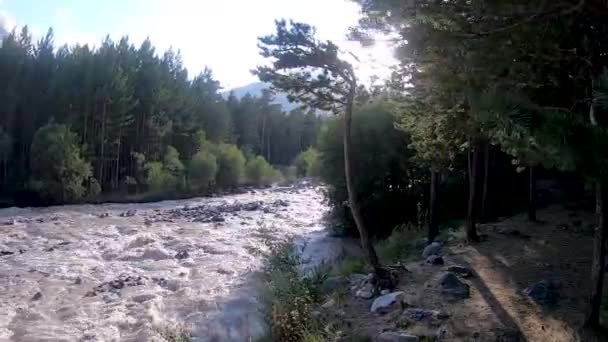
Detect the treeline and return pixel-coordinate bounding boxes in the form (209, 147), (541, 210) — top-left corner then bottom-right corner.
(257, 2), (608, 331)
(0, 27), (321, 205)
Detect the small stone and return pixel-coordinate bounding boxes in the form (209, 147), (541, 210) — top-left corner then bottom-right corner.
(74, 277), (83, 285)
(422, 242), (442, 258)
(321, 298), (336, 309)
(356, 283), (374, 299)
(31, 292), (42, 301)
(377, 332), (420, 342)
(426, 255), (444, 265)
(370, 291), (404, 313)
(402, 308), (439, 322)
(438, 272), (470, 300)
(525, 280), (558, 305)
(446, 265), (473, 278)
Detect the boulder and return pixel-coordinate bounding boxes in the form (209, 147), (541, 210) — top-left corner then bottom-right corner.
(446, 265), (473, 278)
(438, 272), (470, 299)
(376, 332), (420, 342)
(120, 209), (137, 217)
(349, 273), (368, 286)
(31, 292), (42, 301)
(426, 255), (444, 265)
(370, 291), (404, 313)
(525, 280), (558, 305)
(422, 242), (442, 258)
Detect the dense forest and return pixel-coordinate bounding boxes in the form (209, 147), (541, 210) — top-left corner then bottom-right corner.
(0, 27), (322, 205)
(251, 1), (608, 337)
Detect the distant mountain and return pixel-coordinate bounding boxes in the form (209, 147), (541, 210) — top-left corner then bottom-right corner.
(223, 82), (301, 112)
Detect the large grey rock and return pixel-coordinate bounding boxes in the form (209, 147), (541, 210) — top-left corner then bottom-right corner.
(446, 265), (473, 278)
(525, 280), (558, 305)
(422, 242), (442, 258)
(376, 332), (420, 342)
(438, 272), (470, 299)
(370, 291), (404, 313)
(349, 273), (368, 286)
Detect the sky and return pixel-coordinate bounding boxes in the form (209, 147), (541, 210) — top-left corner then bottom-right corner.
(0, 0), (395, 89)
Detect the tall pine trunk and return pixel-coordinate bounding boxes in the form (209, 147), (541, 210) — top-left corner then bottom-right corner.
(466, 142), (480, 242)
(99, 101), (106, 188)
(585, 180), (608, 328)
(428, 170), (440, 243)
(528, 166), (537, 222)
(344, 83), (381, 271)
(481, 143), (490, 222)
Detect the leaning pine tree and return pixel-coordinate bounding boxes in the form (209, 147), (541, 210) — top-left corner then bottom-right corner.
(254, 20), (387, 277)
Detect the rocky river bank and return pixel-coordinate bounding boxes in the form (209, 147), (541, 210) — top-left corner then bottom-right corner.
(0, 182), (342, 342)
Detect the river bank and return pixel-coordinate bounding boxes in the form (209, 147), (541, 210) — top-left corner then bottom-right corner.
(0, 181), (339, 341)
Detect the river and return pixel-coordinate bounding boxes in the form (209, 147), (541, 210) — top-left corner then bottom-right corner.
(0, 182), (342, 342)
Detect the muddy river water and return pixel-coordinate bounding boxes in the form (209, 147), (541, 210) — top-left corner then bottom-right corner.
(0, 183), (342, 341)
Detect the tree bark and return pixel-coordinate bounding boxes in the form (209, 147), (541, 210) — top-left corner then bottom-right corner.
(466, 143), (480, 242)
(481, 143), (490, 222)
(528, 165), (537, 222)
(584, 180), (608, 328)
(343, 82), (381, 271)
(428, 170), (440, 243)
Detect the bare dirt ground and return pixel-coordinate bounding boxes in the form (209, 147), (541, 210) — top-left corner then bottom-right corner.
(331, 205), (604, 341)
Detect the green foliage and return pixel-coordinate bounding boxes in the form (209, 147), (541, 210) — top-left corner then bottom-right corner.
(144, 162), (170, 192)
(245, 155), (281, 186)
(317, 101), (424, 237)
(259, 239), (328, 342)
(376, 224), (423, 264)
(213, 143), (246, 188)
(29, 124), (96, 203)
(163, 146), (185, 189)
(334, 256), (367, 277)
(188, 151), (217, 192)
(144, 146), (185, 192)
(294, 148), (321, 178)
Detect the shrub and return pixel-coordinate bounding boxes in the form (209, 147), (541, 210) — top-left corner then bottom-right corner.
(188, 150), (217, 192)
(259, 239), (330, 342)
(213, 143), (245, 188)
(245, 155), (281, 186)
(376, 224), (423, 263)
(29, 123), (95, 204)
(163, 146), (185, 189)
(294, 148), (321, 177)
(144, 161), (171, 192)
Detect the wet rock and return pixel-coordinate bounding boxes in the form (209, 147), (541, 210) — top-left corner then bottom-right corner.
(438, 272), (470, 300)
(3, 219), (16, 225)
(211, 215), (225, 223)
(31, 292), (42, 301)
(98, 212), (110, 218)
(370, 291), (404, 313)
(376, 332), (420, 342)
(426, 255), (444, 265)
(242, 202), (262, 211)
(446, 265), (473, 278)
(174, 250), (189, 259)
(263, 207), (273, 214)
(120, 209), (137, 217)
(422, 242), (442, 258)
(525, 280), (558, 305)
(274, 199), (289, 207)
(0, 250), (14, 256)
(88, 274), (146, 296)
(74, 277), (82, 285)
(356, 283), (375, 299)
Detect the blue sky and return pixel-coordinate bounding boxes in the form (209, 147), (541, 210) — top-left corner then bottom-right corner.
(0, 0), (394, 89)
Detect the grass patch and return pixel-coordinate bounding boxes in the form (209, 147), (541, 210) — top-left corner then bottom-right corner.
(334, 256), (368, 277)
(258, 238), (337, 342)
(376, 224), (424, 264)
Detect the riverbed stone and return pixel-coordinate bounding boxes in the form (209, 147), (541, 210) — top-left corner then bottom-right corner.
(376, 332), (420, 342)
(422, 242), (442, 258)
(438, 272), (470, 300)
(174, 250), (189, 259)
(370, 291), (404, 313)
